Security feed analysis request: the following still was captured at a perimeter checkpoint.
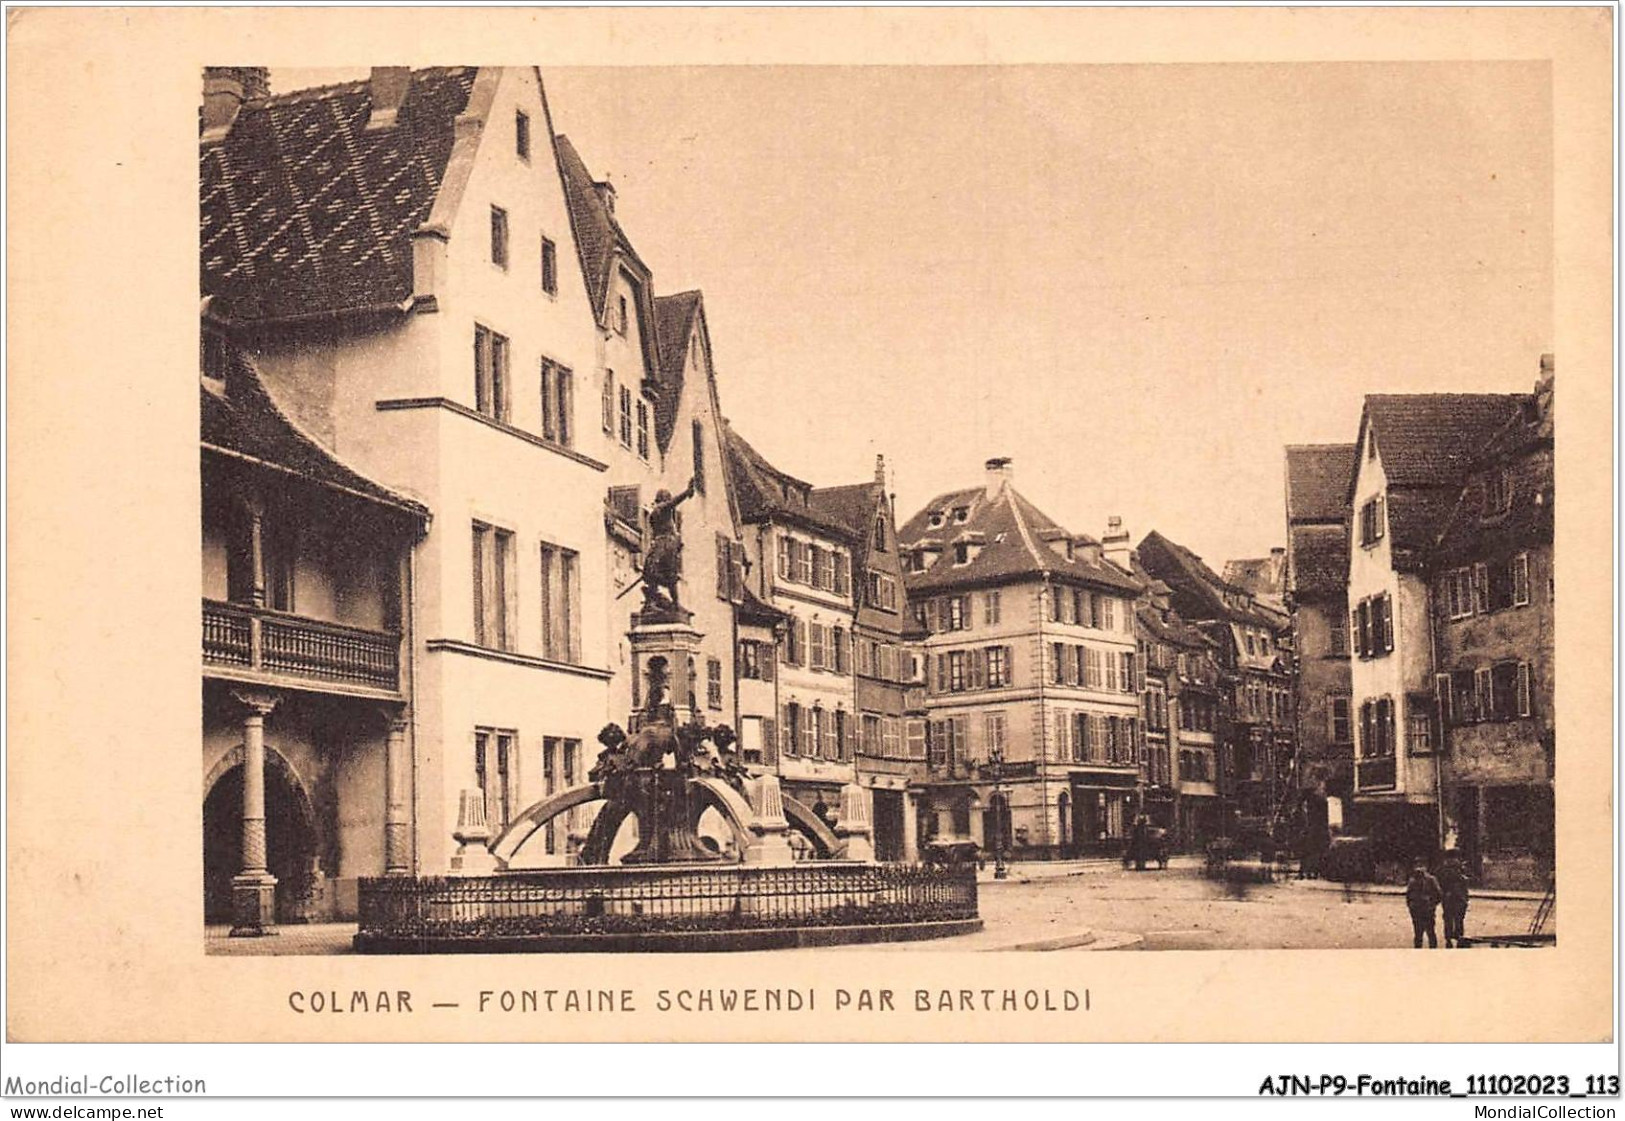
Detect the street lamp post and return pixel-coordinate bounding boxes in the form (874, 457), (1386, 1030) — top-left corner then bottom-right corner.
(989, 746), (1009, 880)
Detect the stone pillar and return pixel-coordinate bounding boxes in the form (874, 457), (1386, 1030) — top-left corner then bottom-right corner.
(901, 790), (920, 862)
(743, 773), (796, 865)
(968, 799), (986, 849)
(230, 691), (279, 936)
(837, 783), (875, 862)
(241, 494), (267, 607)
(383, 713), (411, 876)
(448, 789), (497, 876)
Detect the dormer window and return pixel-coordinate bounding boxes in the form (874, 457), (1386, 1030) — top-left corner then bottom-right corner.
(952, 506), (970, 524)
(954, 542), (970, 565)
(928, 511), (945, 529)
(1482, 470), (1513, 517)
(1065, 540), (1076, 561)
(873, 516), (888, 552)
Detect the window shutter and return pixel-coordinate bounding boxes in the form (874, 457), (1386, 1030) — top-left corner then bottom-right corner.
(716, 533), (731, 600)
(1435, 673), (1453, 727)
(1512, 553), (1531, 606)
(760, 644), (775, 682)
(762, 718), (779, 767)
(1351, 606), (1364, 657)
(1473, 564), (1489, 614)
(1380, 595), (1394, 652)
(935, 653), (947, 693)
(1516, 662), (1533, 717)
(1003, 645), (1015, 687)
(1474, 668), (1492, 723)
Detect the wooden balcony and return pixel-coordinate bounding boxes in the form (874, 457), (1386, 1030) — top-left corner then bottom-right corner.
(203, 598), (400, 694)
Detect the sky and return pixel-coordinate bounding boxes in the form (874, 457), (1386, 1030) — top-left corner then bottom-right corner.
(275, 64), (1552, 568)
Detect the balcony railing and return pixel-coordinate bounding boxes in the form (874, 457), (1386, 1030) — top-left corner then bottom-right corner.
(1355, 755), (1397, 791)
(203, 598), (400, 692)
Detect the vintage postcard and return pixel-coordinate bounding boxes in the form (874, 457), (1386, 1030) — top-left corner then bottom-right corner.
(4, 5), (1615, 1053)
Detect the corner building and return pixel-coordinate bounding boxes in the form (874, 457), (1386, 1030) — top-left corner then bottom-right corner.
(899, 459), (1144, 857)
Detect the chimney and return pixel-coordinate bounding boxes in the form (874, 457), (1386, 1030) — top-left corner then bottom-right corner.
(984, 456), (1013, 500)
(200, 66), (267, 145)
(1102, 515), (1131, 570)
(595, 179), (617, 215)
(366, 67), (412, 131)
(875, 453), (887, 486)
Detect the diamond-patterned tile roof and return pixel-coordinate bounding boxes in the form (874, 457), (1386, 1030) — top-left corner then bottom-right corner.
(200, 68), (477, 320)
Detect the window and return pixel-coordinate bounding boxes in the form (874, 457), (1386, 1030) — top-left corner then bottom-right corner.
(540, 236), (558, 296)
(538, 541), (580, 663)
(809, 622), (829, 671)
(539, 359), (573, 447)
(879, 716), (900, 759)
(1245, 631), (1256, 656)
(906, 719), (927, 760)
(1407, 710), (1432, 754)
(1352, 593), (1394, 657)
(953, 542), (970, 565)
(1472, 562), (1491, 614)
(1512, 552), (1531, 606)
(474, 728), (516, 831)
(635, 399), (650, 460)
(861, 713), (882, 756)
(1329, 613), (1349, 656)
(945, 595), (967, 631)
(867, 571), (898, 611)
(783, 703), (801, 755)
(1443, 568), (1475, 620)
(1482, 469), (1512, 516)
(948, 650), (966, 692)
(618, 386), (633, 448)
(471, 522), (515, 651)
(515, 109), (531, 160)
(692, 420), (706, 495)
(542, 737), (558, 852)
(1101, 597), (1115, 631)
(474, 325), (510, 422)
(616, 294), (630, 336)
(873, 516), (888, 552)
(832, 628), (849, 674)
(985, 645), (1011, 688)
(489, 205), (509, 268)
(952, 506), (970, 524)
(1083, 647), (1102, 689)
(1359, 495), (1386, 547)
(984, 591), (1001, 626)
(808, 707), (827, 759)
(1358, 697), (1396, 757)
(984, 712), (1007, 755)
(811, 547), (832, 592)
(601, 370), (615, 433)
(706, 658), (723, 709)
(796, 540), (814, 585)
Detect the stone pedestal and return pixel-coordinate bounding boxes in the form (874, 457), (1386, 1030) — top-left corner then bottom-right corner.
(836, 783), (875, 862)
(448, 789), (498, 876)
(627, 612), (704, 733)
(901, 790), (920, 863)
(743, 773), (797, 866)
(230, 873), (278, 935)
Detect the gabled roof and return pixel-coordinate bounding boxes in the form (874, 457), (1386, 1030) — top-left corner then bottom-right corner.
(203, 345), (428, 523)
(651, 290), (703, 449)
(898, 484), (1139, 595)
(1222, 555), (1285, 598)
(1430, 377), (1554, 569)
(1286, 523), (1349, 600)
(1356, 394), (1524, 494)
(200, 67), (478, 321)
(1285, 444), (1356, 524)
(809, 482), (878, 542)
(1136, 530), (1281, 629)
(555, 134), (651, 321)
(1136, 605), (1212, 651)
(721, 422), (857, 541)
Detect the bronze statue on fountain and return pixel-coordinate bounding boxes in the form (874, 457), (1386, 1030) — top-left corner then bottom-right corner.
(623, 478), (697, 625)
(590, 651), (746, 865)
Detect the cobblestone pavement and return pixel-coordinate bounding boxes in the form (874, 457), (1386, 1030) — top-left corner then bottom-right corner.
(963, 859), (1552, 951)
(205, 858), (1553, 955)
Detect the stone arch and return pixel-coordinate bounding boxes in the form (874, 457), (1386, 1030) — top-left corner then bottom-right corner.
(203, 742), (321, 848)
(489, 782), (605, 867)
(781, 794), (841, 858)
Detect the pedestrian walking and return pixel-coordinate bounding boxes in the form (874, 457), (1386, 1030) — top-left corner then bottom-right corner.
(1405, 860), (1443, 948)
(1438, 851), (1470, 948)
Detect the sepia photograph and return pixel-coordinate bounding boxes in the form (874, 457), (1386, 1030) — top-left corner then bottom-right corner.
(196, 59), (1557, 959)
(3, 5), (1615, 1081)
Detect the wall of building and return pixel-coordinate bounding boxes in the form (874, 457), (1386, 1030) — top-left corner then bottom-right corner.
(1292, 599), (1353, 790)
